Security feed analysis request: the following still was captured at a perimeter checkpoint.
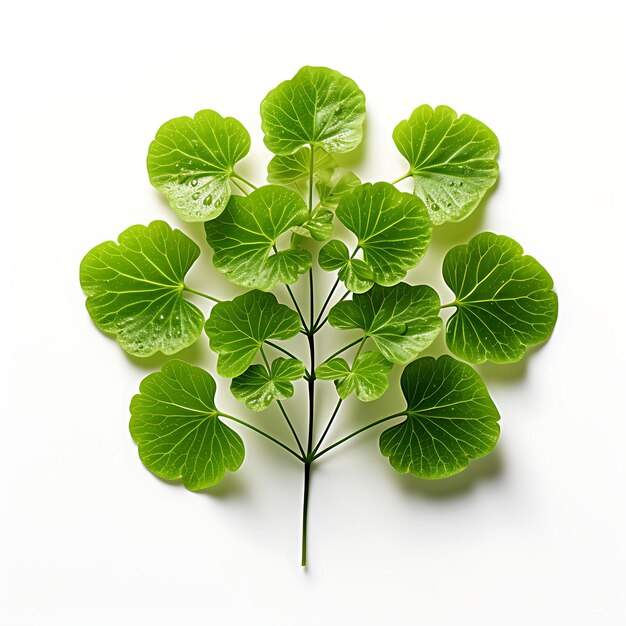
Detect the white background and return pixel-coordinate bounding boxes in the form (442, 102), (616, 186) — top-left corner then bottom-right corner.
(2, 1), (626, 624)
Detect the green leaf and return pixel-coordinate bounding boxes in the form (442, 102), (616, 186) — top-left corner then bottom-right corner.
(130, 360), (244, 490)
(231, 358), (305, 412)
(147, 110), (250, 222)
(443, 232), (558, 363)
(299, 208), (335, 241)
(328, 283), (441, 363)
(204, 291), (301, 378)
(380, 356), (500, 479)
(316, 168), (361, 207)
(318, 240), (374, 293)
(79, 220), (204, 357)
(267, 146), (336, 188)
(316, 352), (393, 402)
(261, 65), (366, 155)
(334, 182), (432, 286)
(204, 185), (312, 291)
(393, 105), (499, 225)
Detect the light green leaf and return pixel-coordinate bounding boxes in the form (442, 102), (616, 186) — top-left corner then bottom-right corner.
(79, 220), (204, 357)
(204, 291), (301, 378)
(300, 208), (334, 241)
(204, 185), (312, 291)
(443, 232), (558, 363)
(267, 146), (336, 188)
(393, 105), (499, 225)
(318, 240), (373, 293)
(380, 356), (500, 479)
(231, 358), (305, 412)
(147, 110), (250, 222)
(328, 283), (441, 363)
(316, 352), (393, 402)
(316, 168), (361, 207)
(261, 65), (366, 155)
(130, 360), (244, 490)
(334, 182), (432, 286)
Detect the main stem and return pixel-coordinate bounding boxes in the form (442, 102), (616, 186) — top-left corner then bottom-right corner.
(301, 145), (316, 567)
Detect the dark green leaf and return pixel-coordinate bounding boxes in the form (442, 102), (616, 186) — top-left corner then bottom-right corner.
(328, 283), (441, 363)
(380, 356), (500, 479)
(231, 358), (305, 412)
(79, 220), (204, 357)
(261, 66), (366, 155)
(130, 360), (244, 490)
(393, 105), (499, 224)
(204, 291), (301, 377)
(204, 185), (312, 291)
(147, 110), (250, 222)
(443, 232), (558, 363)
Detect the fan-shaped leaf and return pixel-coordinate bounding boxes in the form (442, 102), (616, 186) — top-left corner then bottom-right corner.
(261, 66), (366, 155)
(380, 356), (500, 479)
(316, 352), (392, 402)
(333, 182), (432, 286)
(231, 358), (305, 412)
(328, 283), (441, 363)
(316, 168), (361, 207)
(130, 360), (244, 490)
(443, 232), (558, 363)
(204, 291), (301, 378)
(204, 185), (312, 291)
(393, 105), (499, 225)
(147, 110), (250, 222)
(318, 240), (374, 293)
(267, 146), (336, 188)
(79, 221), (204, 357)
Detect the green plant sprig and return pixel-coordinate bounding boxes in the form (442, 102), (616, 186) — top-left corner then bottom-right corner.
(79, 65), (558, 567)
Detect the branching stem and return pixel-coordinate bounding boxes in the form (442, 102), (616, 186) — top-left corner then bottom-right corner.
(183, 286), (221, 303)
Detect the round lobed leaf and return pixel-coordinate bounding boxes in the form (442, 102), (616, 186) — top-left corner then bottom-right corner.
(261, 65), (366, 155)
(443, 232), (558, 363)
(380, 356), (500, 479)
(334, 182), (432, 287)
(147, 110), (250, 222)
(204, 291), (302, 378)
(130, 360), (245, 490)
(328, 283), (442, 363)
(393, 104), (499, 224)
(79, 220), (204, 357)
(204, 185), (312, 291)
(231, 358), (306, 412)
(316, 352), (393, 402)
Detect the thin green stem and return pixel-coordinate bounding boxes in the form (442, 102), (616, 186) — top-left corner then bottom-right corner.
(391, 172), (411, 185)
(231, 178), (249, 196)
(314, 289), (350, 332)
(221, 414), (304, 462)
(285, 284), (309, 333)
(265, 341), (301, 363)
(231, 172), (258, 190)
(183, 286), (221, 304)
(301, 461), (311, 567)
(313, 278), (340, 330)
(260, 347), (305, 457)
(322, 337), (362, 362)
(301, 143), (317, 568)
(352, 335), (367, 361)
(441, 302), (457, 308)
(312, 398), (343, 456)
(313, 412), (406, 461)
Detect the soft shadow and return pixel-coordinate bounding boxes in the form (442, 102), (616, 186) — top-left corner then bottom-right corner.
(429, 178), (500, 255)
(125, 338), (210, 372)
(392, 448), (504, 500)
(142, 472), (248, 500)
(334, 117), (368, 170)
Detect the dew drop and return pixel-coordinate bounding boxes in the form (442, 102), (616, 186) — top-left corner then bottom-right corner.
(203, 195), (213, 206)
(192, 192), (200, 200)
(191, 179), (198, 187)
